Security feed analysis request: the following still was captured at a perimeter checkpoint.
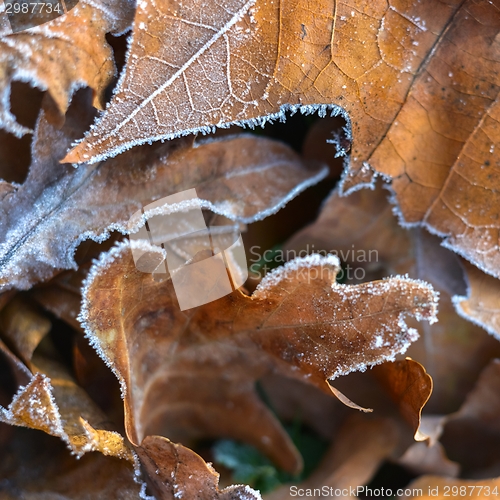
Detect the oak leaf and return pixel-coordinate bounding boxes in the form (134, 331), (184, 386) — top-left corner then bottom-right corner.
(79, 239), (437, 496)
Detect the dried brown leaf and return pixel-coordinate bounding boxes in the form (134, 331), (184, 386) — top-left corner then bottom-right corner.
(373, 359), (432, 441)
(455, 261), (500, 341)
(65, 0), (456, 166)
(0, 0), (134, 136)
(0, 90), (326, 291)
(63, 0), (500, 277)
(80, 240), (437, 494)
(286, 182), (500, 413)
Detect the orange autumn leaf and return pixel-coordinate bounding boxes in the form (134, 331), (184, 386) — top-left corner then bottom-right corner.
(65, 0), (500, 278)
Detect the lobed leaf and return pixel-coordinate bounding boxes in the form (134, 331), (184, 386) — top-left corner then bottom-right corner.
(79, 240), (437, 494)
(286, 182), (500, 413)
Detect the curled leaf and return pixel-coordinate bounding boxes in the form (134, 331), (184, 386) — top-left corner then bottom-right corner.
(80, 240), (437, 494)
(454, 261), (500, 341)
(373, 359), (432, 441)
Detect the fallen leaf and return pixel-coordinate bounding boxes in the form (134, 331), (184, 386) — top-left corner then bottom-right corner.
(286, 182), (500, 413)
(79, 239), (437, 494)
(373, 359), (432, 441)
(0, 89), (326, 291)
(30, 268), (88, 331)
(63, 0), (500, 278)
(0, 295), (135, 462)
(0, 0), (134, 137)
(65, 0), (458, 166)
(352, 2), (500, 279)
(454, 261), (500, 341)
